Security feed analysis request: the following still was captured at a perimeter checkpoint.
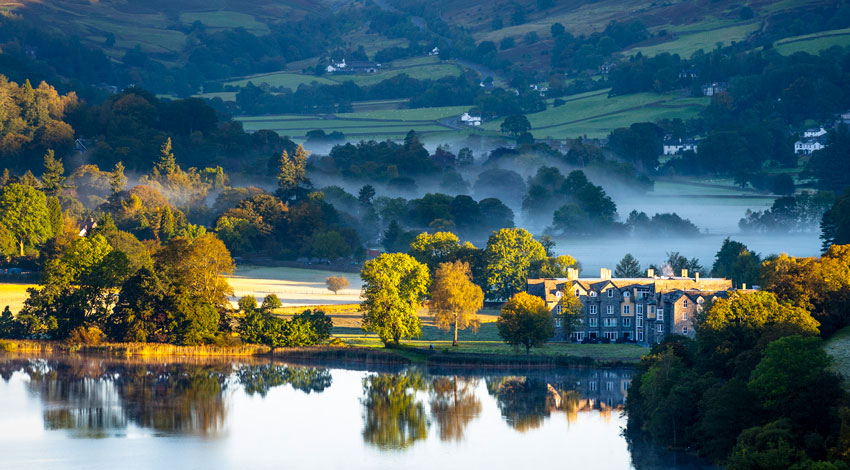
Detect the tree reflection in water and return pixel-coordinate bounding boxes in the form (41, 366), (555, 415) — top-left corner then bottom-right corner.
(487, 376), (552, 432)
(236, 364), (332, 397)
(361, 370), (430, 450)
(0, 358), (333, 437)
(429, 376), (481, 442)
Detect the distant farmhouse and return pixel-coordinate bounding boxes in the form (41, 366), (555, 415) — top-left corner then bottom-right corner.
(326, 59), (381, 74)
(701, 82), (728, 96)
(527, 268), (737, 344)
(795, 127), (827, 154)
(662, 137), (698, 155)
(460, 112), (482, 126)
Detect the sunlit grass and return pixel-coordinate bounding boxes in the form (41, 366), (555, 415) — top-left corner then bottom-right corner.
(826, 326), (850, 387)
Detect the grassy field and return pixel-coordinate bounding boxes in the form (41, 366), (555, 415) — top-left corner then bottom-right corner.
(774, 27), (850, 55)
(226, 72), (338, 90)
(237, 105), (472, 139)
(0, 283), (35, 313)
(179, 11), (270, 34)
(227, 265), (362, 307)
(481, 90), (708, 139)
(826, 327), (850, 386)
(628, 22), (760, 58)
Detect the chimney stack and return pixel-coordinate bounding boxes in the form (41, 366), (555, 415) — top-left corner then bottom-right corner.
(647, 268), (655, 278)
(742, 283), (747, 290)
(695, 272), (700, 282)
(681, 269), (688, 278)
(600, 268), (611, 280)
(567, 268), (579, 281)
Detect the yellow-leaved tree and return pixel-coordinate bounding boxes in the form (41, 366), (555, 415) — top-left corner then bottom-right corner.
(430, 261), (484, 346)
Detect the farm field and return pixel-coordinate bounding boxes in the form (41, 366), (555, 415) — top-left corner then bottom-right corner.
(774, 27), (850, 55)
(482, 90), (708, 139)
(238, 105), (473, 139)
(178, 11), (270, 34)
(0, 283), (36, 313)
(227, 265), (362, 307)
(627, 22), (760, 58)
(226, 72), (337, 90)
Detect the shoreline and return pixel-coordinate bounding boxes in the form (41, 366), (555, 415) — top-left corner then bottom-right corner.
(0, 339), (642, 369)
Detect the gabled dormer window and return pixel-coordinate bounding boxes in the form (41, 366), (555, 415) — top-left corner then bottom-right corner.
(607, 289), (614, 298)
(623, 291), (630, 298)
(575, 289), (580, 297)
(590, 291), (597, 297)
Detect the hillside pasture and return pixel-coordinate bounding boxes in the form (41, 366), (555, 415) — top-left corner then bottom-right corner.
(483, 90), (708, 139)
(774, 27), (850, 55)
(179, 11), (270, 34)
(627, 22), (760, 58)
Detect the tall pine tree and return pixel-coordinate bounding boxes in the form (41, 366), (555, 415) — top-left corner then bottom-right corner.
(41, 149), (65, 197)
(153, 138), (177, 178)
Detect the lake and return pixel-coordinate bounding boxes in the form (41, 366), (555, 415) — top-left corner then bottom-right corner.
(0, 355), (713, 470)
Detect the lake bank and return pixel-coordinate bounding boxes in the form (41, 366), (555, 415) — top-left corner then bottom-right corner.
(0, 339), (645, 368)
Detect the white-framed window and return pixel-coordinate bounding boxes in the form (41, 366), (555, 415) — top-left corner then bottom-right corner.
(623, 318), (632, 327)
(682, 310), (688, 321)
(623, 291), (630, 298)
(623, 380), (631, 391)
(604, 331), (618, 340)
(589, 318), (598, 327)
(603, 318), (617, 327)
(636, 304), (644, 315)
(606, 305), (614, 315)
(589, 381), (597, 391)
(682, 326), (689, 335)
(608, 289), (614, 298)
(589, 304), (598, 314)
(590, 291), (597, 297)
(657, 324), (664, 333)
(657, 309), (664, 321)
(649, 305), (655, 314)
(637, 315), (643, 327)
(571, 332), (586, 342)
(606, 381), (614, 391)
(683, 299), (689, 308)
(623, 305), (631, 315)
(555, 318), (563, 328)
(637, 331), (644, 341)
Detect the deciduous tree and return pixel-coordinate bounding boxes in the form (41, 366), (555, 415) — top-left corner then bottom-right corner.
(360, 253), (430, 345)
(497, 291), (554, 353)
(326, 275), (349, 294)
(484, 228), (546, 300)
(430, 261), (484, 346)
(0, 182), (52, 256)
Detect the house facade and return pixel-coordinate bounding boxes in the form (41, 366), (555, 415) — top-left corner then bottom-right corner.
(662, 137), (698, 155)
(527, 268), (734, 344)
(794, 137), (825, 154)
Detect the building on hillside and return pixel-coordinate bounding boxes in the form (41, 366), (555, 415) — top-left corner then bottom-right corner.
(701, 82), (728, 96)
(429, 47), (440, 56)
(794, 136), (826, 154)
(527, 268), (736, 344)
(662, 137), (698, 155)
(804, 127), (827, 138)
(460, 112), (482, 126)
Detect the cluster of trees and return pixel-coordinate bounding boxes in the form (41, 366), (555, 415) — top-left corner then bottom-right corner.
(238, 295), (333, 347)
(551, 21), (650, 72)
(739, 191), (835, 233)
(626, 291), (847, 468)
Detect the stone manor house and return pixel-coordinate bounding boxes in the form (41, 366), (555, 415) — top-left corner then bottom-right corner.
(527, 268), (735, 343)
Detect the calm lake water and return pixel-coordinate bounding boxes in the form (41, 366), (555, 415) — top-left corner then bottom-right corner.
(0, 355), (711, 470)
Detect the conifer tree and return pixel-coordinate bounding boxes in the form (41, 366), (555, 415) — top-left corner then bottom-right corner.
(47, 196), (62, 237)
(41, 149), (65, 196)
(614, 253), (642, 278)
(110, 162), (127, 195)
(276, 145), (310, 201)
(153, 138), (177, 178)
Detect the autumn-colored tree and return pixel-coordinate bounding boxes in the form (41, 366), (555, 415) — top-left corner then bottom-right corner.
(429, 376), (482, 441)
(430, 261), (484, 346)
(154, 234), (235, 308)
(153, 137), (177, 178)
(497, 291), (554, 353)
(326, 275), (349, 294)
(360, 253), (430, 345)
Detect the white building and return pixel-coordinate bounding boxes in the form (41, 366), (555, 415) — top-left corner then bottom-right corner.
(429, 47), (440, 56)
(701, 82), (728, 96)
(795, 138), (825, 154)
(663, 138), (698, 155)
(460, 112), (481, 126)
(803, 127), (827, 138)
